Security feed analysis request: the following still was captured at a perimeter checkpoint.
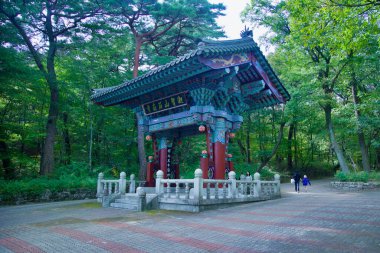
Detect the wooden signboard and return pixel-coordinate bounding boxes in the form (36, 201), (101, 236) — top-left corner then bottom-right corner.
(142, 92), (187, 115)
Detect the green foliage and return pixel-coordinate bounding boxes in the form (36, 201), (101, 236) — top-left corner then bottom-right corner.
(242, 0), (380, 175)
(257, 166), (276, 181)
(334, 171), (367, 182)
(0, 177), (96, 204)
(334, 171), (380, 182)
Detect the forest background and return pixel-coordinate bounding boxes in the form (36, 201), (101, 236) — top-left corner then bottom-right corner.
(0, 0), (379, 201)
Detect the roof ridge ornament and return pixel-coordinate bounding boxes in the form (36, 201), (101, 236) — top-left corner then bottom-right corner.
(240, 26), (253, 38)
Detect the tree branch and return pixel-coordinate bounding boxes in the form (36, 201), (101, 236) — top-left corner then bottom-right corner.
(0, 7), (47, 76)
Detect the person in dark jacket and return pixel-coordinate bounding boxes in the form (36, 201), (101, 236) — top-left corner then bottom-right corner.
(302, 175), (311, 192)
(293, 172), (301, 193)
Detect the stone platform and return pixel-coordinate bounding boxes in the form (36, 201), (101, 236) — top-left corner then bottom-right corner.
(0, 179), (379, 253)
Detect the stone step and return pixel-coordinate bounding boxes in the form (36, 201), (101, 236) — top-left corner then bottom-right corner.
(110, 202), (137, 210)
(115, 198), (139, 204)
(146, 193), (158, 202)
(110, 193), (158, 211)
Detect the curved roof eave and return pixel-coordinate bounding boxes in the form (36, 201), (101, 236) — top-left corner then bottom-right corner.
(91, 37), (290, 106)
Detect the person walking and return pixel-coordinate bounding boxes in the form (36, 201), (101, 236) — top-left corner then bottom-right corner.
(302, 175), (311, 192)
(293, 172), (301, 193)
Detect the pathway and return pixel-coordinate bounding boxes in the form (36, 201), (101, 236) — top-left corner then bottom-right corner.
(0, 179), (379, 252)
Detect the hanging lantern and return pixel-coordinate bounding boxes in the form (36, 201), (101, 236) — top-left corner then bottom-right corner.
(198, 125), (206, 132)
(148, 156), (154, 162)
(227, 154), (233, 158)
(145, 135), (152, 141)
(178, 140), (182, 145)
(201, 150), (208, 158)
(229, 132), (235, 138)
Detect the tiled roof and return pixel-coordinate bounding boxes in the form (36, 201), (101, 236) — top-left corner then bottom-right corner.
(91, 37), (289, 107)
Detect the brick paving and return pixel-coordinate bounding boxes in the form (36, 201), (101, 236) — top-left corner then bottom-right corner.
(0, 179), (379, 253)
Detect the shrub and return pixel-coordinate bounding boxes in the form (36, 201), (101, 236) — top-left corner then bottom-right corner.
(369, 171), (380, 181)
(257, 166), (276, 180)
(333, 171), (380, 183)
(334, 170), (348, 182)
(0, 176), (96, 204)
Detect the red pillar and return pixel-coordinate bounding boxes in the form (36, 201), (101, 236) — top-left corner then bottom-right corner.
(200, 156), (209, 179)
(214, 141), (226, 180)
(146, 161), (155, 187)
(160, 148), (168, 179)
(228, 160), (234, 171)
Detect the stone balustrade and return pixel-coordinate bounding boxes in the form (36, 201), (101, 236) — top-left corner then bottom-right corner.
(96, 169), (281, 212)
(96, 172), (145, 202)
(155, 169), (281, 211)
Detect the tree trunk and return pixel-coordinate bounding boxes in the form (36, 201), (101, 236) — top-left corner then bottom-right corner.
(323, 105), (349, 173)
(376, 146), (380, 170)
(133, 36), (148, 180)
(294, 123), (298, 168)
(133, 38), (143, 78)
(287, 122), (294, 170)
(258, 122), (285, 171)
(136, 113), (147, 180)
(40, 81), (58, 175)
(237, 139), (247, 160)
(257, 116), (265, 163)
(0, 139), (14, 180)
(89, 113), (93, 172)
(246, 114), (252, 163)
(309, 124), (314, 162)
(39, 34), (59, 175)
(351, 74), (370, 172)
(62, 112), (71, 164)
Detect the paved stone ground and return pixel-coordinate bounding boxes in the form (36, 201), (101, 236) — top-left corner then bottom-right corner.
(0, 179), (379, 253)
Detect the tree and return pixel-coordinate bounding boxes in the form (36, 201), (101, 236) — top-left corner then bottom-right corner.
(102, 0), (225, 179)
(0, 0), (99, 174)
(243, 0), (379, 173)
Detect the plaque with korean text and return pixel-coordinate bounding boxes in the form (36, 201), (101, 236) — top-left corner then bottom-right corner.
(142, 92), (187, 115)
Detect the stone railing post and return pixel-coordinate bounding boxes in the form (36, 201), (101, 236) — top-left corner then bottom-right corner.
(136, 187), (147, 211)
(228, 171), (236, 198)
(97, 172), (104, 200)
(240, 174), (246, 195)
(155, 170), (164, 194)
(193, 169), (203, 203)
(274, 174), (281, 196)
(129, 174), (136, 193)
(254, 172), (261, 197)
(119, 172), (126, 194)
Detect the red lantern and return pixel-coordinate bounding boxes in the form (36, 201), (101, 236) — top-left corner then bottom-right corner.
(145, 135), (152, 141)
(178, 140), (182, 145)
(227, 154), (233, 158)
(201, 150), (208, 155)
(229, 132), (235, 138)
(199, 125), (206, 132)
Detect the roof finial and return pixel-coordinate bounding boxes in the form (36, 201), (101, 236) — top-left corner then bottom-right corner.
(240, 25), (253, 38)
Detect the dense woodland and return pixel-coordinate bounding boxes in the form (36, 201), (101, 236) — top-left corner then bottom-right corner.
(0, 0), (379, 182)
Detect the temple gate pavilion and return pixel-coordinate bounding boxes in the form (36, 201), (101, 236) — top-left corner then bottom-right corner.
(91, 30), (290, 187)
